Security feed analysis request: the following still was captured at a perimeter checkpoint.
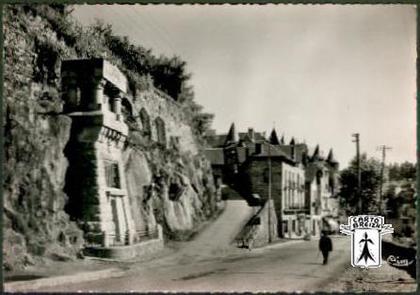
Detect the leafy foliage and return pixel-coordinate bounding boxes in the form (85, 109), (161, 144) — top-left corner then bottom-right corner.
(385, 185), (415, 218)
(192, 113), (215, 138)
(338, 154), (381, 215)
(91, 20), (192, 101)
(18, 4), (213, 137)
(388, 161), (416, 182)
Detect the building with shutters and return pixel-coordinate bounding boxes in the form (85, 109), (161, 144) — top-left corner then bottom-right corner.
(205, 123), (340, 238)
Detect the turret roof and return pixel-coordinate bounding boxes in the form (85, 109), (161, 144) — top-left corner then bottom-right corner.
(327, 148), (338, 163)
(224, 122), (238, 145)
(269, 128), (280, 145)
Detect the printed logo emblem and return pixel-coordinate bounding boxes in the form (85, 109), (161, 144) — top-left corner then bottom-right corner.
(340, 215), (393, 268)
(386, 255), (415, 267)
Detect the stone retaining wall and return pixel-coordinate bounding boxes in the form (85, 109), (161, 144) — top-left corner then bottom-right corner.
(236, 200), (278, 248)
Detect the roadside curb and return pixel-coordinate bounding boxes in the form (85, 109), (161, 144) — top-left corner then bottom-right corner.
(4, 267), (125, 292)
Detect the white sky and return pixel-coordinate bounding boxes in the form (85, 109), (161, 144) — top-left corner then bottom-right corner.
(73, 4), (416, 168)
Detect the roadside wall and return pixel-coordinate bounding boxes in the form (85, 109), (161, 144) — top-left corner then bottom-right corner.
(236, 200), (278, 248)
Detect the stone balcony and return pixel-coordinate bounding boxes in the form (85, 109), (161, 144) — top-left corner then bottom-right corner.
(67, 109), (128, 139)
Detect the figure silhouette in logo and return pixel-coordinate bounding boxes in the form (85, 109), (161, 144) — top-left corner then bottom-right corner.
(358, 231), (375, 263)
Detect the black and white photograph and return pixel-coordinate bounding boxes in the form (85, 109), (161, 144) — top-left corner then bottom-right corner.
(3, 3), (417, 292)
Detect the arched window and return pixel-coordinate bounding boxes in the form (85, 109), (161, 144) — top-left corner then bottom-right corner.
(316, 170), (323, 186)
(154, 117), (166, 146)
(122, 97), (134, 120)
(139, 108), (151, 139)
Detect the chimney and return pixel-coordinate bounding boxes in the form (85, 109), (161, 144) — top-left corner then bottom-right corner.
(255, 143), (263, 154)
(248, 128), (255, 142)
(290, 137), (296, 160)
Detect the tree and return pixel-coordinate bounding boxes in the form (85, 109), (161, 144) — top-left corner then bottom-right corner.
(387, 161), (416, 181)
(192, 113), (214, 137)
(339, 153), (382, 215)
(399, 161), (416, 180)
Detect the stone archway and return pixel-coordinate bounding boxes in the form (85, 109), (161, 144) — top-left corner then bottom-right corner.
(139, 108), (151, 139)
(122, 97), (134, 118)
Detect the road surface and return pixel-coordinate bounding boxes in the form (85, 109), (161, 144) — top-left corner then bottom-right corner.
(38, 236), (349, 292)
(37, 200), (351, 292)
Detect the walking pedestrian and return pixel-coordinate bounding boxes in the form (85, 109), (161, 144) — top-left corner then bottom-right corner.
(319, 230), (333, 265)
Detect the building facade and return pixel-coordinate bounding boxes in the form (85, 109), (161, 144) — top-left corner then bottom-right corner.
(62, 58), (136, 247)
(205, 123), (340, 239)
(305, 147), (340, 236)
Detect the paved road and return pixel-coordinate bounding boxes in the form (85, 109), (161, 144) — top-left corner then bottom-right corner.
(37, 198), (351, 293)
(39, 237), (350, 292)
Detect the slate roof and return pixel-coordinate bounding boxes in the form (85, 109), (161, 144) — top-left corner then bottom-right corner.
(252, 143), (293, 160)
(204, 148), (225, 165)
(238, 132), (266, 142)
(205, 130), (266, 148)
(277, 144), (308, 163)
(205, 134), (227, 148)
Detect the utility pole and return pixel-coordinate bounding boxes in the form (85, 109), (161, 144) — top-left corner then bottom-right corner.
(352, 133), (362, 213)
(377, 145), (392, 214)
(267, 142), (272, 243)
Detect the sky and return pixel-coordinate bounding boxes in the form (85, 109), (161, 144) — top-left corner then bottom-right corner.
(73, 4), (416, 168)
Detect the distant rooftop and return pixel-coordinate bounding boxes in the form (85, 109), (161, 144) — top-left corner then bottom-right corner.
(204, 148), (225, 165)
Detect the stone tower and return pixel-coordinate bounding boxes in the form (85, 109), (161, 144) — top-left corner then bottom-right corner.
(62, 58), (135, 248)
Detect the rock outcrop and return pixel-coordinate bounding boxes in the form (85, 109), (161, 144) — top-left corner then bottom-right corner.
(4, 5), (218, 270)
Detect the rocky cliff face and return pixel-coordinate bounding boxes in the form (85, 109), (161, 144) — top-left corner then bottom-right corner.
(3, 5), (218, 271)
(121, 88), (218, 241)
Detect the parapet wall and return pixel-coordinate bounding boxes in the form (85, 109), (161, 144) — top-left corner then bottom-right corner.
(235, 200), (278, 248)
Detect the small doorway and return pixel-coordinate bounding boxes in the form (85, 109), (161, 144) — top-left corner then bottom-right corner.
(110, 196), (128, 245)
(110, 198), (121, 244)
